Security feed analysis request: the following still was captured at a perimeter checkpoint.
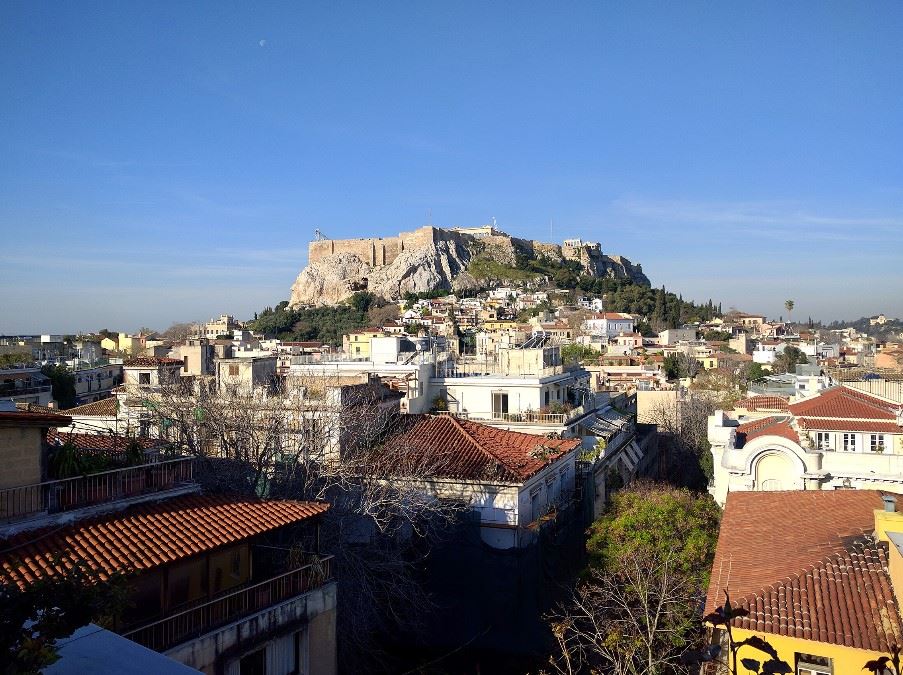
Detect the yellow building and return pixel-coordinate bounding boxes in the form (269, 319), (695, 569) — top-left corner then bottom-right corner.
(705, 490), (903, 675)
(342, 328), (384, 359)
(100, 336), (119, 352)
(482, 320), (518, 332)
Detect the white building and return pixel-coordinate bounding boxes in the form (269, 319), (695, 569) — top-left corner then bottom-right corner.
(383, 414), (580, 549)
(583, 312), (635, 339)
(708, 385), (903, 505)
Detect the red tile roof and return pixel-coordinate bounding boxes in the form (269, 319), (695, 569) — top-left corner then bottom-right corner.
(705, 490), (903, 652)
(0, 494), (329, 589)
(384, 415), (580, 482)
(796, 417), (901, 433)
(63, 397), (119, 417)
(0, 410), (72, 427)
(46, 429), (164, 452)
(734, 395), (790, 413)
(789, 386), (898, 420)
(735, 416), (799, 446)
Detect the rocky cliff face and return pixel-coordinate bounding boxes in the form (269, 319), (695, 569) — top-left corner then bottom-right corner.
(290, 239), (478, 306)
(289, 228), (649, 306)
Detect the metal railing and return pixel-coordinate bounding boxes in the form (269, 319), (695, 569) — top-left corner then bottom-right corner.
(0, 384), (53, 397)
(0, 457), (194, 523)
(438, 403), (590, 426)
(122, 556), (334, 652)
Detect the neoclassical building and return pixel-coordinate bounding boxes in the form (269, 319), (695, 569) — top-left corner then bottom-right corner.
(709, 386), (903, 505)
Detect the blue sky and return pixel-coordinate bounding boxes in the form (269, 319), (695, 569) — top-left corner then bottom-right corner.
(2, 2), (902, 333)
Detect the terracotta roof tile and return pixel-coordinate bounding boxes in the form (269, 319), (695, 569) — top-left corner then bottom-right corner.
(64, 397), (118, 417)
(735, 396), (790, 413)
(0, 494), (328, 589)
(705, 490), (903, 652)
(735, 416), (799, 446)
(0, 410), (72, 427)
(789, 386), (898, 420)
(46, 429), (163, 452)
(796, 417), (901, 433)
(383, 415), (580, 482)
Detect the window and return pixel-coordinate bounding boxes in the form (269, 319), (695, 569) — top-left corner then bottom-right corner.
(796, 653), (831, 675)
(492, 392), (509, 418)
(816, 432), (832, 451)
(842, 433), (857, 452)
(138, 372), (150, 385)
(229, 364), (239, 377)
(871, 434), (886, 452)
(239, 647), (267, 675)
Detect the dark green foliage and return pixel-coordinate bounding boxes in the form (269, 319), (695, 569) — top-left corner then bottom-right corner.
(560, 343), (598, 365)
(0, 352), (31, 368)
(703, 330), (733, 342)
(586, 483), (720, 583)
(402, 289), (451, 304)
(0, 563), (128, 673)
(40, 364), (76, 409)
(771, 345), (810, 374)
(247, 292), (381, 346)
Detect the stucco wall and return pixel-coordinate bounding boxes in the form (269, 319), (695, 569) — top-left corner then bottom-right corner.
(0, 427), (43, 490)
(166, 581), (337, 675)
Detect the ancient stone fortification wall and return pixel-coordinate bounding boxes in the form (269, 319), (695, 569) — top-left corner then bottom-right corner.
(308, 226), (460, 266)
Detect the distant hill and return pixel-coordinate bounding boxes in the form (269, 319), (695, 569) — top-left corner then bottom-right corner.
(288, 225), (650, 306)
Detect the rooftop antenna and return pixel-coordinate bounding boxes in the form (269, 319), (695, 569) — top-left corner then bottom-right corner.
(313, 228), (329, 241)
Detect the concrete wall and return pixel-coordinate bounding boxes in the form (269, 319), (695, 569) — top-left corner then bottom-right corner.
(0, 426), (43, 490)
(0, 426), (44, 520)
(166, 582), (337, 675)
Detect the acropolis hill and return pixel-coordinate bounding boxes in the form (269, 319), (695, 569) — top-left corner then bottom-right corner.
(289, 225), (649, 306)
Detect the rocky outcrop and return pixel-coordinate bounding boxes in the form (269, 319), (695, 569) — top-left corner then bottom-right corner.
(290, 240), (476, 306)
(289, 226), (650, 306)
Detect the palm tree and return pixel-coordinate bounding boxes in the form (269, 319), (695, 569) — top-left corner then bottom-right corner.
(784, 299), (795, 326)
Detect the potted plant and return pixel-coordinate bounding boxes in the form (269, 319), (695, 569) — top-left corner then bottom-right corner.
(49, 441), (82, 510)
(875, 443), (886, 454)
(120, 440), (148, 496)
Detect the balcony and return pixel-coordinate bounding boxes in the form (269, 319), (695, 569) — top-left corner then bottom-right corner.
(0, 384), (53, 398)
(122, 555), (334, 653)
(0, 457), (195, 525)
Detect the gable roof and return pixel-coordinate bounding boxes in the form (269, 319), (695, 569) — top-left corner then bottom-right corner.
(788, 386), (898, 420)
(64, 397), (119, 417)
(0, 494), (329, 589)
(705, 490), (903, 652)
(735, 416), (799, 446)
(383, 414), (580, 483)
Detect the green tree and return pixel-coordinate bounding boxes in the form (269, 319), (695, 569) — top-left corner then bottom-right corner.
(784, 299), (794, 325)
(41, 364), (77, 409)
(0, 562), (128, 673)
(549, 484), (721, 675)
(0, 351), (31, 368)
(586, 482), (720, 579)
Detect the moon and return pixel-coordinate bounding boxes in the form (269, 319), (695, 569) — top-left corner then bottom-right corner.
(259, 39), (267, 47)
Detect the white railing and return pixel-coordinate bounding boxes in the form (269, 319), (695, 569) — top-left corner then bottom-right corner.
(0, 457), (194, 523)
(438, 403), (590, 426)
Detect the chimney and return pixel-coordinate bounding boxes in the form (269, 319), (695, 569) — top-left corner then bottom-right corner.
(884, 495), (898, 513)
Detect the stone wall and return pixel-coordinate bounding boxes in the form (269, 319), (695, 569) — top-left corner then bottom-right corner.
(307, 226), (443, 267)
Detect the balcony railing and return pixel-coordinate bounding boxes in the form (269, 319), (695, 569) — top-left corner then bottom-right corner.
(122, 556), (334, 653)
(0, 385), (53, 398)
(438, 403), (590, 426)
(0, 457), (195, 523)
